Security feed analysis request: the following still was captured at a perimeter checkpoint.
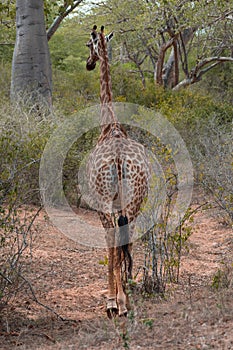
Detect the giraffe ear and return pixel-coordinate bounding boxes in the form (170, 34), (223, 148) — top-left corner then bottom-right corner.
(106, 32), (114, 42)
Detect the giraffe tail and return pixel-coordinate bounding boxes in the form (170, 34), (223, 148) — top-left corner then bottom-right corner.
(117, 215), (132, 280)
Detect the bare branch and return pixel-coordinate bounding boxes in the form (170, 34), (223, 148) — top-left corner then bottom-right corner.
(205, 10), (233, 28)
(196, 56), (233, 71)
(173, 39), (179, 86)
(0, 272), (12, 285)
(0, 43), (14, 46)
(18, 274), (77, 322)
(173, 56), (233, 90)
(197, 62), (221, 78)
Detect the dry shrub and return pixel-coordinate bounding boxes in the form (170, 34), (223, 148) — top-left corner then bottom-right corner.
(0, 102), (53, 308)
(192, 117), (233, 224)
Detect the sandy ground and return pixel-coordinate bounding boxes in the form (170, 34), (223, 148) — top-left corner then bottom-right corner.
(0, 200), (232, 349)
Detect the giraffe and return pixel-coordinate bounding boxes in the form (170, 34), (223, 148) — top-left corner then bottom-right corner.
(85, 25), (150, 317)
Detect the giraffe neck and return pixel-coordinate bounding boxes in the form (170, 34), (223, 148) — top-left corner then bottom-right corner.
(99, 32), (118, 130)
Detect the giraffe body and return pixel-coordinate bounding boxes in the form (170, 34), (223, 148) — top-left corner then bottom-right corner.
(87, 133), (150, 220)
(86, 26), (150, 316)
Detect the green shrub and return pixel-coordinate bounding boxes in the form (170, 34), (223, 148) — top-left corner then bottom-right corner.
(112, 63), (157, 107)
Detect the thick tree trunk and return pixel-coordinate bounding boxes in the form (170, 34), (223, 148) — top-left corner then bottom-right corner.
(11, 0), (52, 109)
(162, 28), (196, 88)
(155, 38), (175, 86)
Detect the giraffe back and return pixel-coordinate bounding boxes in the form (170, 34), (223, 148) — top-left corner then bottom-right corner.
(86, 135), (150, 222)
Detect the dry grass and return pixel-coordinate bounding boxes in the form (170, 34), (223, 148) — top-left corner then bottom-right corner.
(0, 203), (233, 350)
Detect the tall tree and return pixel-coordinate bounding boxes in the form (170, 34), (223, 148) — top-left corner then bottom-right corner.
(11, 0), (52, 109)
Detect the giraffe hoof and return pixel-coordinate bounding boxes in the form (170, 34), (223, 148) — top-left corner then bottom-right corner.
(107, 307), (118, 319)
(118, 306), (128, 317)
(106, 299), (118, 318)
(119, 310), (128, 317)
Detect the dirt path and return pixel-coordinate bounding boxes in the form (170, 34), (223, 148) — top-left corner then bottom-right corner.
(0, 206), (232, 350)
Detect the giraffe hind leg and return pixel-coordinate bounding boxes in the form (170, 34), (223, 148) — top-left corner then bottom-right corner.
(115, 257), (128, 317)
(105, 245), (118, 318)
(115, 215), (132, 316)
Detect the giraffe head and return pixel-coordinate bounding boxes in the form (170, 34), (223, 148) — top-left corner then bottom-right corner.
(86, 25), (113, 71)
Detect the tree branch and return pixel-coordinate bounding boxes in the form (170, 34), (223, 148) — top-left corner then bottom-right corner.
(18, 273), (77, 322)
(123, 41), (148, 86)
(0, 43), (15, 46)
(173, 56), (233, 90)
(47, 0), (83, 41)
(173, 39), (179, 87)
(205, 10), (233, 28)
(195, 56), (233, 71)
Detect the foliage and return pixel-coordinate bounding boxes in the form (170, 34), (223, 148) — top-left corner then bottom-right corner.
(63, 126), (99, 206)
(138, 136), (194, 293)
(201, 61), (233, 103)
(211, 262), (233, 290)
(0, 62), (11, 104)
(0, 101), (56, 204)
(49, 18), (100, 113)
(155, 87), (233, 129)
(93, 0), (233, 89)
(111, 64), (157, 106)
(0, 0), (15, 32)
(142, 203), (194, 295)
(0, 204), (41, 306)
(0, 0), (85, 32)
(0, 0), (15, 62)
(192, 117), (233, 224)
(151, 88), (233, 226)
(0, 102), (55, 306)
(121, 97), (232, 294)
(52, 67), (99, 114)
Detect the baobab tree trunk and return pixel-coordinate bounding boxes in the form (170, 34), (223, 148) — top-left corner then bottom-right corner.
(11, 0), (52, 109)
